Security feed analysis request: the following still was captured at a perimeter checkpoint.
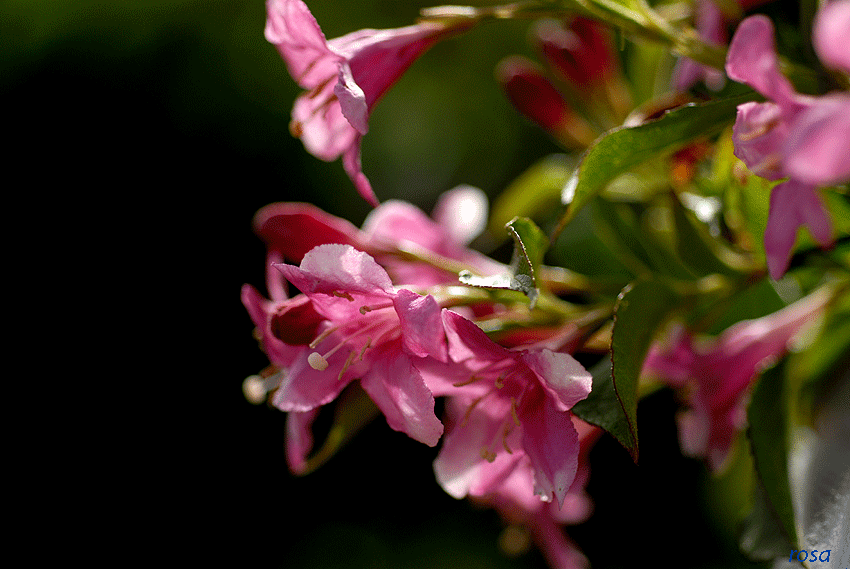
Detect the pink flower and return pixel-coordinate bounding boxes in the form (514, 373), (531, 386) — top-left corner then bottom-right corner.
(250, 185), (504, 286)
(422, 310), (592, 508)
(270, 244), (447, 449)
(474, 419), (601, 569)
(643, 288), (830, 470)
(726, 9), (850, 277)
(673, 0), (727, 91)
(265, 0), (471, 206)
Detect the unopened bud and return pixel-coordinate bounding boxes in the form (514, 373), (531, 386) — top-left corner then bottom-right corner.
(533, 18), (615, 89)
(496, 56), (597, 147)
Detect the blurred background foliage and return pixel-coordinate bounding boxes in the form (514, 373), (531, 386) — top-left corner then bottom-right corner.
(1, 1), (775, 566)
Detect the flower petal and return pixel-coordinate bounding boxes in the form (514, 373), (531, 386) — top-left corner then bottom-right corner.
(764, 180), (833, 279)
(253, 202), (365, 264)
(521, 396), (579, 509)
(783, 94), (850, 187)
(276, 244), (394, 297)
(726, 15), (797, 107)
(285, 409), (320, 475)
(813, 0), (850, 75)
(432, 185), (489, 246)
(393, 289), (447, 361)
(359, 346), (444, 446)
(522, 349), (592, 412)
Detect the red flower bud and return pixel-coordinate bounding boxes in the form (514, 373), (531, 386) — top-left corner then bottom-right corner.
(533, 18), (616, 89)
(496, 56), (574, 133)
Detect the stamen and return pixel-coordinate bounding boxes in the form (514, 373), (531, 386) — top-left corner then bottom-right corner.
(452, 374), (482, 388)
(502, 424), (515, 454)
(494, 375), (505, 389)
(358, 301), (394, 315)
(460, 393), (488, 427)
(509, 397), (521, 427)
(736, 117), (780, 142)
(308, 352), (329, 371)
(358, 338), (372, 361)
(333, 291), (355, 301)
(338, 351), (357, 381)
(309, 326), (340, 349)
(480, 447), (497, 463)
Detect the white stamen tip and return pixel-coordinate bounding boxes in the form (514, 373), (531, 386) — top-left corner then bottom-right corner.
(308, 352), (329, 371)
(242, 375), (267, 405)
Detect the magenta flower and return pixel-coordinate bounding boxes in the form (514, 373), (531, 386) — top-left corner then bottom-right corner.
(643, 289), (830, 470)
(726, 8), (850, 278)
(673, 0), (727, 91)
(422, 310), (592, 508)
(270, 244), (447, 450)
(265, 0), (471, 206)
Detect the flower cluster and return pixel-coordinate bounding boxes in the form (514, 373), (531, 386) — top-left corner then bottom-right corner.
(244, 0), (850, 567)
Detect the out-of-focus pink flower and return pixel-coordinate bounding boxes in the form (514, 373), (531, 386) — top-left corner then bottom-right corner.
(643, 288), (830, 471)
(270, 244), (447, 448)
(423, 310), (592, 508)
(726, 11), (850, 278)
(673, 0), (727, 91)
(533, 17), (616, 90)
(265, 0), (471, 206)
(250, 186), (504, 286)
(475, 419), (601, 569)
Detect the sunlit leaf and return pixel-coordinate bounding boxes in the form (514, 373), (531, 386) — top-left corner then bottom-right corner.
(460, 217), (548, 308)
(560, 93), (753, 228)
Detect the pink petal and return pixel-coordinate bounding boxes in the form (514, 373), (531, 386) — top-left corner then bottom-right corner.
(764, 180), (833, 279)
(433, 394), (523, 498)
(291, 81), (359, 161)
(521, 350), (592, 411)
(442, 309), (514, 364)
(521, 395), (579, 509)
(731, 101), (789, 181)
(813, 0), (850, 75)
(276, 244), (394, 297)
(726, 15), (797, 107)
(340, 136), (379, 206)
(393, 289), (447, 361)
(432, 185), (489, 246)
(253, 202), (365, 264)
(264, 0), (339, 89)
(285, 409), (319, 475)
(784, 94), (850, 187)
(362, 200), (447, 253)
(359, 346), (444, 446)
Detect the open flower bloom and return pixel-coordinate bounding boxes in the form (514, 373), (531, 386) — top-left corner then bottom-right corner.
(643, 288), (830, 471)
(269, 244), (447, 452)
(250, 185), (504, 286)
(423, 310), (592, 508)
(265, 0), (471, 205)
(726, 7), (850, 278)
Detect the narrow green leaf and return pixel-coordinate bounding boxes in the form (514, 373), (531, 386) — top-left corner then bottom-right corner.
(571, 358), (636, 459)
(746, 360), (798, 549)
(459, 217), (548, 308)
(560, 93), (753, 228)
(609, 279), (681, 462)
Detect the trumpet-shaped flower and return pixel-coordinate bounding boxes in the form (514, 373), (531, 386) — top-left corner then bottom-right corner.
(249, 185), (504, 285)
(270, 244), (447, 448)
(265, 0), (471, 205)
(643, 288), (830, 470)
(423, 310), (592, 509)
(726, 9), (850, 277)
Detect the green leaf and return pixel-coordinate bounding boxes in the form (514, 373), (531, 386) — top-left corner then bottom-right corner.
(559, 93), (754, 228)
(571, 357), (636, 459)
(609, 279), (681, 462)
(460, 217), (548, 308)
(746, 360), (798, 549)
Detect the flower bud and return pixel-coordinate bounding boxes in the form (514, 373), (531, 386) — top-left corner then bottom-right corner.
(533, 18), (615, 89)
(496, 56), (597, 147)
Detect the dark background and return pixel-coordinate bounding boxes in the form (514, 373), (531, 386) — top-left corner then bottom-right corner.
(3, 1), (772, 566)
